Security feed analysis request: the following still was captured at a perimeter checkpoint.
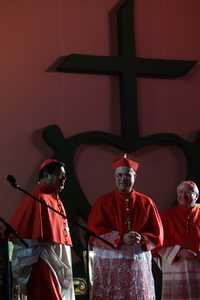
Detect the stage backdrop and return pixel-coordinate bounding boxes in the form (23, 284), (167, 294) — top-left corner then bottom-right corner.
(1, 0), (200, 222)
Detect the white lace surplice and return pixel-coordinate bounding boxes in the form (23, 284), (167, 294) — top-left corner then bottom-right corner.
(89, 231), (156, 300)
(159, 246), (200, 300)
(12, 240), (75, 300)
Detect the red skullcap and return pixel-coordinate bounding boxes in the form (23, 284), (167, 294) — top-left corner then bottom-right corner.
(112, 154), (139, 172)
(39, 159), (58, 171)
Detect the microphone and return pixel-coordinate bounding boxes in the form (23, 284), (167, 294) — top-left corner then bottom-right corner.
(6, 175), (18, 188)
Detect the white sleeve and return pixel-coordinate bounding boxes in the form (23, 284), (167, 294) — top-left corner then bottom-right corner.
(158, 245), (181, 265)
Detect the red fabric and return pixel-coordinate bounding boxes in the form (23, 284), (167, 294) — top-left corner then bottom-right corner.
(88, 190), (163, 249)
(161, 204), (200, 252)
(112, 156), (139, 171)
(39, 158), (58, 170)
(10, 185), (72, 245)
(27, 258), (62, 300)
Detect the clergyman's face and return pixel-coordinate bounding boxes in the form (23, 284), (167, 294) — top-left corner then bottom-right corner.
(177, 184), (199, 208)
(115, 166), (136, 193)
(41, 166), (67, 193)
(51, 166), (67, 192)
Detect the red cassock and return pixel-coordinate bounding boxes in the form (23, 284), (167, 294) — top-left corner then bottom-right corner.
(10, 185), (72, 300)
(88, 190), (163, 249)
(161, 204), (200, 252)
(88, 190), (163, 300)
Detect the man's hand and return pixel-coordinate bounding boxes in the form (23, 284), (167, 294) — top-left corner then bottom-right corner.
(58, 266), (72, 289)
(178, 248), (197, 260)
(123, 231), (142, 245)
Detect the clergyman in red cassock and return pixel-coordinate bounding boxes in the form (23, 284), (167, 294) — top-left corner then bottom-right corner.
(10, 159), (75, 300)
(158, 180), (200, 300)
(87, 154), (163, 300)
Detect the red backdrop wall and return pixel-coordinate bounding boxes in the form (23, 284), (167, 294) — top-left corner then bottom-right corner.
(1, 0), (200, 219)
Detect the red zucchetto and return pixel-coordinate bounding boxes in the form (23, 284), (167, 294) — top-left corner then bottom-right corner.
(39, 159), (58, 170)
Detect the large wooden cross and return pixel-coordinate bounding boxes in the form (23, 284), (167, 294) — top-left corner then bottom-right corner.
(47, 0), (196, 142)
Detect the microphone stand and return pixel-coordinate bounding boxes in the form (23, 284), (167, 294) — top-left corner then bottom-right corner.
(0, 218), (28, 300)
(7, 175), (115, 300)
(6, 178), (114, 248)
(0, 217), (28, 248)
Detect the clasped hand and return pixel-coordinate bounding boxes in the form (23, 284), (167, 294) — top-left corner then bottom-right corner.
(178, 248), (198, 260)
(123, 231), (142, 245)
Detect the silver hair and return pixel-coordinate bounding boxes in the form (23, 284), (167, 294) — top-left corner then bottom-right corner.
(177, 180), (199, 196)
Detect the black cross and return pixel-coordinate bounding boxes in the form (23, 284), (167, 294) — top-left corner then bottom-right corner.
(47, 0), (196, 142)
(44, 2), (198, 286)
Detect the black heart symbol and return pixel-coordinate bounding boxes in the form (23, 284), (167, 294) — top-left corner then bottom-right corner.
(42, 124), (200, 253)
